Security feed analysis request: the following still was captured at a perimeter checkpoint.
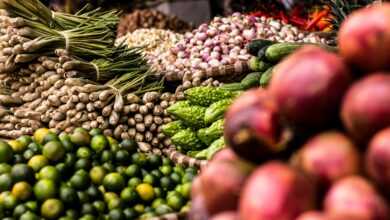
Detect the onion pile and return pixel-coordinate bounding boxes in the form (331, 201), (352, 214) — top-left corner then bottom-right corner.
(190, 3), (390, 220)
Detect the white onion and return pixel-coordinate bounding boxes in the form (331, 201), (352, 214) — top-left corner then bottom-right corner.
(209, 59), (220, 67)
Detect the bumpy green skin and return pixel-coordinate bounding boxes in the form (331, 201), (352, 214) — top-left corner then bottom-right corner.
(204, 99), (232, 125)
(197, 119), (224, 145)
(171, 129), (205, 151)
(184, 87), (235, 107)
(195, 137), (225, 160)
(161, 121), (185, 137)
(167, 105), (206, 129)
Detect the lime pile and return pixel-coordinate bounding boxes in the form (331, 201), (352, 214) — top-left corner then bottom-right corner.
(0, 128), (196, 219)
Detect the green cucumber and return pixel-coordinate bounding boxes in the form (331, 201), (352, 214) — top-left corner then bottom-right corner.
(265, 43), (303, 63)
(220, 83), (245, 92)
(246, 39), (275, 56)
(241, 72), (261, 89)
(248, 57), (272, 72)
(260, 67), (274, 88)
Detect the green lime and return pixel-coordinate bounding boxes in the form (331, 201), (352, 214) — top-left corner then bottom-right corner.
(11, 164), (34, 183)
(42, 141), (65, 162)
(139, 212), (156, 219)
(136, 183), (155, 202)
(33, 128), (51, 144)
(61, 138), (74, 152)
(131, 153), (147, 166)
(8, 140), (27, 153)
(133, 204), (145, 214)
(41, 199), (64, 219)
(69, 170), (90, 190)
(182, 172), (195, 183)
(151, 198), (165, 209)
(42, 132), (59, 145)
(0, 141), (13, 163)
(0, 173), (12, 191)
(93, 200), (106, 213)
(119, 139), (137, 153)
(107, 136), (119, 149)
(66, 209), (78, 218)
(39, 166), (60, 182)
(160, 165), (172, 176)
(81, 203), (96, 215)
(27, 155), (48, 172)
(70, 130), (91, 146)
(108, 197), (122, 210)
(59, 132), (70, 142)
(115, 150), (130, 164)
(123, 207), (137, 219)
(186, 167), (198, 175)
(170, 172), (181, 184)
(116, 166), (127, 176)
(23, 149), (35, 161)
(25, 200), (38, 212)
(1, 192), (17, 209)
(17, 136), (32, 147)
(79, 214), (94, 220)
(20, 211), (39, 220)
(120, 187), (138, 203)
(27, 142), (41, 153)
(173, 165), (185, 175)
(77, 191), (90, 204)
(167, 193), (185, 211)
(150, 169), (162, 179)
(86, 185), (101, 200)
(103, 173), (125, 192)
(154, 187), (164, 198)
(0, 163), (11, 175)
(128, 177), (142, 188)
(64, 153), (77, 167)
(76, 147), (92, 159)
(180, 182), (191, 199)
(75, 158), (92, 171)
(59, 186), (78, 204)
(125, 164), (140, 177)
(55, 163), (70, 176)
(90, 166), (106, 185)
(89, 128), (102, 136)
(100, 150), (114, 163)
(143, 174), (156, 185)
(102, 162), (114, 172)
(13, 204), (28, 218)
(155, 204), (173, 216)
(11, 182), (32, 201)
(91, 135), (108, 153)
(148, 154), (162, 168)
(109, 208), (125, 220)
(162, 157), (172, 166)
(33, 179), (57, 201)
(104, 192), (118, 203)
(160, 176), (173, 190)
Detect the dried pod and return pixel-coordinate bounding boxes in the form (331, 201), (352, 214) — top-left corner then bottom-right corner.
(70, 95), (79, 103)
(76, 102), (85, 111)
(78, 93), (89, 103)
(48, 119), (58, 128)
(53, 112), (66, 121)
(60, 95), (69, 104)
(66, 109), (77, 118)
(114, 125), (125, 139)
(88, 112), (98, 120)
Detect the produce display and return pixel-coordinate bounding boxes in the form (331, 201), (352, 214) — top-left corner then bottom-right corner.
(117, 9), (192, 37)
(189, 3), (390, 220)
(0, 128), (196, 219)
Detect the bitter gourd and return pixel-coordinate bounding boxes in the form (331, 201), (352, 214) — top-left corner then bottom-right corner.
(204, 99), (232, 125)
(171, 129), (205, 151)
(161, 121), (185, 137)
(167, 103), (206, 129)
(184, 86), (235, 107)
(197, 119), (224, 145)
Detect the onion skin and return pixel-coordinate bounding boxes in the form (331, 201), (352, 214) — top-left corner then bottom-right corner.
(210, 211), (239, 220)
(341, 73), (390, 144)
(269, 46), (352, 129)
(239, 161), (316, 220)
(339, 4), (390, 72)
(210, 148), (238, 163)
(295, 131), (360, 187)
(324, 176), (389, 220)
(195, 158), (254, 216)
(224, 88), (291, 163)
(366, 127), (390, 190)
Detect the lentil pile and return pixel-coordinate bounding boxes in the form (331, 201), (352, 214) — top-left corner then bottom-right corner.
(151, 13), (331, 84)
(117, 9), (192, 37)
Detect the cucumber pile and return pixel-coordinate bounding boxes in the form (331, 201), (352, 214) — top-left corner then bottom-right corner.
(0, 128), (196, 220)
(162, 87), (242, 160)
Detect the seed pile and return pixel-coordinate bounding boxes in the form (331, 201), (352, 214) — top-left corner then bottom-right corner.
(117, 9), (192, 37)
(152, 13), (332, 84)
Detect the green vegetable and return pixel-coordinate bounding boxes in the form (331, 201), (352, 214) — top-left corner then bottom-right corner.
(248, 57), (272, 72)
(204, 99), (233, 125)
(260, 67), (274, 88)
(241, 72), (262, 89)
(171, 129), (205, 151)
(161, 121), (186, 137)
(220, 82), (245, 91)
(197, 119), (224, 145)
(184, 87), (235, 107)
(246, 39), (274, 56)
(167, 105), (206, 129)
(265, 42), (304, 63)
(195, 137), (225, 160)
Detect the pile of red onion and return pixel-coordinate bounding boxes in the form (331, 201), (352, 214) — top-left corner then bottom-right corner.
(190, 3), (390, 220)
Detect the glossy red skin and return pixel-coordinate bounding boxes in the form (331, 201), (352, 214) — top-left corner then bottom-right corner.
(210, 148), (238, 163)
(341, 73), (390, 144)
(224, 89), (286, 163)
(269, 46), (352, 129)
(297, 131), (360, 186)
(210, 211), (239, 220)
(324, 176), (389, 220)
(188, 195), (210, 220)
(198, 159), (252, 215)
(339, 4), (390, 72)
(366, 127), (390, 189)
(296, 211), (327, 220)
(239, 162), (316, 220)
